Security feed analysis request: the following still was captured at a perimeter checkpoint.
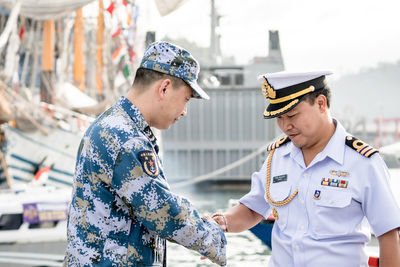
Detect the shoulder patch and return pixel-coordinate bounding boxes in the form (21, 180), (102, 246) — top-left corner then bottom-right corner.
(267, 136), (291, 151)
(345, 136), (378, 158)
(138, 150), (159, 177)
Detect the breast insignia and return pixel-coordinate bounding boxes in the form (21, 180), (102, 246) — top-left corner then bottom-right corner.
(267, 136), (291, 151)
(345, 136), (378, 158)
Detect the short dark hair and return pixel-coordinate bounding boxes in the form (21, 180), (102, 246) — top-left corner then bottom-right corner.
(303, 86), (331, 108)
(132, 68), (187, 92)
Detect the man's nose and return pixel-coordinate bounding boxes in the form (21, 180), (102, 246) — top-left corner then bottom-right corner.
(181, 104), (187, 117)
(281, 118), (293, 131)
(284, 120), (293, 131)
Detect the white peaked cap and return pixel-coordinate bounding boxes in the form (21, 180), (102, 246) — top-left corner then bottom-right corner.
(258, 70), (333, 90)
(258, 70), (333, 119)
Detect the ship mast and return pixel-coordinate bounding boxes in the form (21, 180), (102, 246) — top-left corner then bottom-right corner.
(73, 8), (85, 92)
(96, 0), (104, 101)
(210, 0), (221, 64)
(41, 20), (54, 103)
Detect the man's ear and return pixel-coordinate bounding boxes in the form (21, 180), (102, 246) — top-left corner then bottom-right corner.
(157, 79), (172, 100)
(315, 95), (327, 112)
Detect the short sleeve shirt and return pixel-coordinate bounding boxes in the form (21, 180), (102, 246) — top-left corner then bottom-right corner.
(240, 120), (400, 267)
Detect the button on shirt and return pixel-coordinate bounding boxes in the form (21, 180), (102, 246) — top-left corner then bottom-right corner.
(65, 97), (226, 266)
(240, 120), (400, 267)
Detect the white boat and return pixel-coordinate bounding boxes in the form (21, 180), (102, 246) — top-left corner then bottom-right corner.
(0, 0), (96, 189)
(0, 103), (93, 189)
(0, 185), (70, 265)
(0, 185), (70, 244)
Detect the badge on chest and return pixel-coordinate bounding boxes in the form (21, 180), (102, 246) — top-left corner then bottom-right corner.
(313, 190), (321, 200)
(273, 174), (287, 183)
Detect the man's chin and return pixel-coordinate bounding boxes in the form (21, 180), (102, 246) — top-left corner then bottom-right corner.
(159, 125), (170, 130)
(289, 136), (303, 148)
(152, 123), (170, 130)
(154, 120), (176, 130)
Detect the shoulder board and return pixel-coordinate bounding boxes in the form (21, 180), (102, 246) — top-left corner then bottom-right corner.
(345, 136), (379, 158)
(267, 136), (291, 151)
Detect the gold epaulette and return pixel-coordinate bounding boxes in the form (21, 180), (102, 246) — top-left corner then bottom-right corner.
(345, 136), (379, 158)
(267, 136), (291, 151)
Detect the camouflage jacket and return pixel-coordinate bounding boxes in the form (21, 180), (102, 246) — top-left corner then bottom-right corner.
(64, 97), (226, 266)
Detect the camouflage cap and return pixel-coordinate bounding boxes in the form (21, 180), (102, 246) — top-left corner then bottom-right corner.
(139, 41), (209, 100)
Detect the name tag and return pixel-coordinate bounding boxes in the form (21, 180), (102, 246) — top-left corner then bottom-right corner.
(273, 174), (287, 183)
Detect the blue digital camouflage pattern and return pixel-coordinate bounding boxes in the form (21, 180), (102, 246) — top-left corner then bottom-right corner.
(139, 41), (209, 100)
(64, 97), (226, 266)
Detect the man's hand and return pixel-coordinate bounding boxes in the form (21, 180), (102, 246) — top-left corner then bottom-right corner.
(202, 213), (227, 232)
(200, 213), (227, 262)
(211, 213), (228, 232)
(199, 204), (262, 263)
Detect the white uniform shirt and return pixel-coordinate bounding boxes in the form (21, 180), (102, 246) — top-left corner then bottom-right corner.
(240, 120), (400, 267)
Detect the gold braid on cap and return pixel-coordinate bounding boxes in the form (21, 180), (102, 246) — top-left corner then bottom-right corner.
(261, 77), (315, 118)
(264, 99), (299, 117)
(269, 85), (315, 104)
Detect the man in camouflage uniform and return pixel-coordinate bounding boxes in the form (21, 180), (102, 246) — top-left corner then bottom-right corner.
(64, 42), (226, 266)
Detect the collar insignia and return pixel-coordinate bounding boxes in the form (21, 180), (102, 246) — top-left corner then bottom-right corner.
(144, 126), (156, 142)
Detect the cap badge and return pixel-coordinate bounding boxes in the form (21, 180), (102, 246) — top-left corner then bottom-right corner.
(262, 78), (276, 99)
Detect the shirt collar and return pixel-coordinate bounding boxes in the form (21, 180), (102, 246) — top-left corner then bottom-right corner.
(117, 96), (159, 153)
(287, 142), (304, 167)
(281, 139), (293, 156)
(322, 119), (347, 165)
(281, 118), (347, 166)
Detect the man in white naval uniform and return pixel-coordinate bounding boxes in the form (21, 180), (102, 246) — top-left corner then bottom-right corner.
(211, 71), (400, 267)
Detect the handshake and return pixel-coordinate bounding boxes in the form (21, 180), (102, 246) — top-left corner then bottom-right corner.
(206, 213), (229, 233)
(199, 213), (230, 263)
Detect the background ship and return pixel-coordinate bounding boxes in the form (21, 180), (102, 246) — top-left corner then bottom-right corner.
(165, 30), (285, 188)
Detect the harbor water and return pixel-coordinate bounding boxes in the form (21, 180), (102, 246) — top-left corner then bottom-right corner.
(168, 186), (272, 267)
